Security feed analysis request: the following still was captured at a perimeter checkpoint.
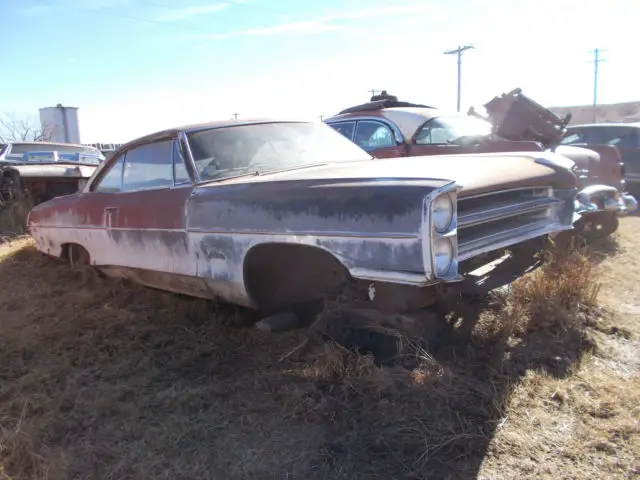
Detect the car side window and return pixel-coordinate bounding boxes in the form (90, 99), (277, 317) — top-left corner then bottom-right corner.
(121, 140), (174, 192)
(173, 141), (191, 184)
(560, 131), (588, 145)
(330, 121), (356, 141)
(415, 120), (454, 145)
(354, 121), (395, 150)
(601, 128), (639, 149)
(93, 155), (125, 193)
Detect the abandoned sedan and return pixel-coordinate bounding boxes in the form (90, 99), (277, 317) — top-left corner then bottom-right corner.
(0, 141), (104, 209)
(28, 119), (578, 314)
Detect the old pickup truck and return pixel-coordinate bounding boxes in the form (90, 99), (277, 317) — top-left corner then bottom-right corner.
(325, 90), (636, 239)
(27, 119), (577, 314)
(559, 122), (640, 197)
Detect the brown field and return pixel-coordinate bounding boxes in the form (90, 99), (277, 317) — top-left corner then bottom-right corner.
(0, 218), (638, 480)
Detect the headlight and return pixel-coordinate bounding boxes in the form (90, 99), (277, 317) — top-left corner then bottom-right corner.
(432, 194), (454, 232)
(434, 237), (454, 275)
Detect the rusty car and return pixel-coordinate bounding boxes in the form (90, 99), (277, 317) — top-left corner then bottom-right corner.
(325, 90), (636, 239)
(480, 89), (637, 237)
(0, 141), (104, 209)
(560, 122), (640, 197)
(27, 119), (578, 316)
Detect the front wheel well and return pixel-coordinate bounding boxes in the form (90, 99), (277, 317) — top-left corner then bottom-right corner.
(243, 243), (351, 311)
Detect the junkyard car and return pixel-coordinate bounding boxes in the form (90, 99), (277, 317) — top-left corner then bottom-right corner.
(560, 122), (640, 196)
(28, 120), (578, 314)
(326, 90), (636, 239)
(481, 90), (637, 237)
(0, 141), (104, 208)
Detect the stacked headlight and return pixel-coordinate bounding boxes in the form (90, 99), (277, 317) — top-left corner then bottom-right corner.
(433, 236), (454, 276)
(432, 194), (454, 233)
(430, 191), (458, 278)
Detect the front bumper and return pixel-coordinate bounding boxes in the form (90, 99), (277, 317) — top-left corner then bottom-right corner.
(574, 185), (636, 217)
(622, 193), (638, 213)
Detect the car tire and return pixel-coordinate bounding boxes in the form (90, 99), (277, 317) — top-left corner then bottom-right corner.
(581, 212), (619, 241)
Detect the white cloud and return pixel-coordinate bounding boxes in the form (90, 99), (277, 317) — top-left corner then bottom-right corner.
(320, 3), (437, 22)
(152, 4), (229, 22)
(18, 0), (128, 15)
(172, 3), (437, 42)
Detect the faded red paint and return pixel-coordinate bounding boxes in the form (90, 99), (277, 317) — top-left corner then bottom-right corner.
(572, 144), (625, 191)
(106, 187), (191, 230)
(326, 90), (626, 196)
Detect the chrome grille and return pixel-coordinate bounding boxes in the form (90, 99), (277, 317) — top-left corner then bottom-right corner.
(456, 187), (567, 261)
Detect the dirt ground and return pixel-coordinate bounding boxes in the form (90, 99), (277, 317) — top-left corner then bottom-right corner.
(0, 218), (638, 480)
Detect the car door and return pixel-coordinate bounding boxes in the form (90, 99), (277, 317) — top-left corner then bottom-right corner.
(598, 126), (640, 188)
(328, 120), (356, 142)
(408, 118), (472, 156)
(352, 120), (405, 158)
(105, 138), (196, 278)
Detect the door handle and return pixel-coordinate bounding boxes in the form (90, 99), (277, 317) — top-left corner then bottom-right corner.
(104, 207), (118, 212)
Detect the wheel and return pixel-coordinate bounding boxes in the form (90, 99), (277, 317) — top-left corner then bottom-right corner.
(581, 212), (619, 241)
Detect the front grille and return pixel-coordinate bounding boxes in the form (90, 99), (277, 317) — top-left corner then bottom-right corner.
(456, 187), (568, 261)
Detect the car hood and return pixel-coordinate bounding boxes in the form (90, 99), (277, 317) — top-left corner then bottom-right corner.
(554, 145), (599, 169)
(208, 151), (577, 196)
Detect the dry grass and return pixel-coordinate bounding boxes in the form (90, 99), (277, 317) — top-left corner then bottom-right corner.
(0, 220), (638, 480)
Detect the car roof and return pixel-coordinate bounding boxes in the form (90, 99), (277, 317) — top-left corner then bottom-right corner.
(327, 107), (463, 139)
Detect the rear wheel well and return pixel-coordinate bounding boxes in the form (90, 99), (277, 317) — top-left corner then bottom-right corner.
(61, 243), (91, 266)
(243, 243), (351, 311)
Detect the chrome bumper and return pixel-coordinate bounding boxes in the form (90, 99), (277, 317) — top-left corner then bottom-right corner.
(622, 193), (638, 213)
(574, 185), (636, 217)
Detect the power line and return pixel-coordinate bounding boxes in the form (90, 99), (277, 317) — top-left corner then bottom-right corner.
(588, 48), (607, 123)
(444, 45), (474, 113)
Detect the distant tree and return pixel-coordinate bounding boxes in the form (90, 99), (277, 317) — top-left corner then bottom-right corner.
(0, 112), (54, 143)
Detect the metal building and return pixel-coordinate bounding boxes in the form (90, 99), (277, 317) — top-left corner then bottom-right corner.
(39, 104), (81, 144)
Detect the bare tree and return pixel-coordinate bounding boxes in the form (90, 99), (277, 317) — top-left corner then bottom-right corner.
(0, 112), (54, 143)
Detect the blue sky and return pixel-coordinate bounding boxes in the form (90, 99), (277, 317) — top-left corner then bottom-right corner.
(3, 0), (639, 142)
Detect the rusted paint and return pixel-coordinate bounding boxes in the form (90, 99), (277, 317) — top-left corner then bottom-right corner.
(27, 118), (580, 312)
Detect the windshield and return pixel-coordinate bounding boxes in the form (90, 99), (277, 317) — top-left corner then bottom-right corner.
(415, 116), (493, 144)
(186, 121), (372, 182)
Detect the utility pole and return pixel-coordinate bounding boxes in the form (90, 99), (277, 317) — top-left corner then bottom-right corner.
(232, 113), (239, 120)
(368, 89), (380, 98)
(319, 114), (324, 121)
(588, 48), (607, 123)
(444, 45), (474, 112)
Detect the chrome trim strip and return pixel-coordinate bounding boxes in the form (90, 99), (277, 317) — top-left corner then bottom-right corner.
(458, 221), (572, 262)
(349, 268), (431, 286)
(28, 224), (419, 240)
(459, 186), (552, 201)
(179, 131), (201, 184)
(458, 197), (562, 228)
